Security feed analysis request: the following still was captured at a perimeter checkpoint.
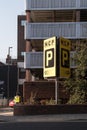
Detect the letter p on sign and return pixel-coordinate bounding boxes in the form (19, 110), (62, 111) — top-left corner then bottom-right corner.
(45, 49), (54, 68)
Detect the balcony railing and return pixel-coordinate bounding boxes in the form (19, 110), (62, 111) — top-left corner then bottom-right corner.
(26, 0), (87, 10)
(25, 22), (87, 39)
(24, 52), (76, 69)
(24, 52), (43, 69)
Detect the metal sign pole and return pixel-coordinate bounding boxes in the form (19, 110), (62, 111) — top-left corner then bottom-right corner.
(55, 77), (59, 104)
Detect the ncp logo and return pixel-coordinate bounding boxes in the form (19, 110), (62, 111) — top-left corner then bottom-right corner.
(45, 48), (54, 68)
(61, 48), (69, 68)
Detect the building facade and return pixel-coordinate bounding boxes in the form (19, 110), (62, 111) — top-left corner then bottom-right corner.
(24, 0), (87, 76)
(23, 0), (87, 102)
(17, 15), (26, 95)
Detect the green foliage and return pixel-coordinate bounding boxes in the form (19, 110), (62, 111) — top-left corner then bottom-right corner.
(45, 98), (56, 105)
(64, 42), (87, 104)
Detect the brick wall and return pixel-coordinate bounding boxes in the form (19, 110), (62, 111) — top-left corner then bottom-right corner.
(23, 81), (69, 103)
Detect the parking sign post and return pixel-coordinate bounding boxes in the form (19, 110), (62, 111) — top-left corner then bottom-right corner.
(43, 36), (71, 104)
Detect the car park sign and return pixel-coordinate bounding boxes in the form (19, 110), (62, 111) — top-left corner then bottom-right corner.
(43, 36), (57, 78)
(59, 37), (71, 78)
(43, 36), (71, 78)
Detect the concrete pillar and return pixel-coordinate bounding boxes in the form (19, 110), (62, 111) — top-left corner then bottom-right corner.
(26, 11), (31, 22)
(76, 10), (80, 22)
(26, 11), (32, 82)
(31, 49), (37, 81)
(52, 11), (56, 22)
(72, 10), (76, 22)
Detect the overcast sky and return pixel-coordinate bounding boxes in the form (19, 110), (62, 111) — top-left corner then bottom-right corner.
(0, 0), (25, 63)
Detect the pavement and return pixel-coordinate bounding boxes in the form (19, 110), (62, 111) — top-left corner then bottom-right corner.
(0, 107), (87, 122)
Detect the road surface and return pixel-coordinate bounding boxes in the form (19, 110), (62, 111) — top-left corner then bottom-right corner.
(0, 107), (87, 130)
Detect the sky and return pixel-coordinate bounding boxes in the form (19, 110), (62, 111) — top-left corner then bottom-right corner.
(0, 0), (25, 63)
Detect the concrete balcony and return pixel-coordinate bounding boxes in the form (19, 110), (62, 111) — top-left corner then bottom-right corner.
(24, 51), (76, 69)
(24, 52), (43, 69)
(26, 0), (87, 10)
(25, 22), (87, 39)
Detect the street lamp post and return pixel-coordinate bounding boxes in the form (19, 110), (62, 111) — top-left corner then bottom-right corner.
(7, 47), (12, 103)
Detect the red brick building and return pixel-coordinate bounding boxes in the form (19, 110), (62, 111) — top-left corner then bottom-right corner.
(17, 15), (26, 96)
